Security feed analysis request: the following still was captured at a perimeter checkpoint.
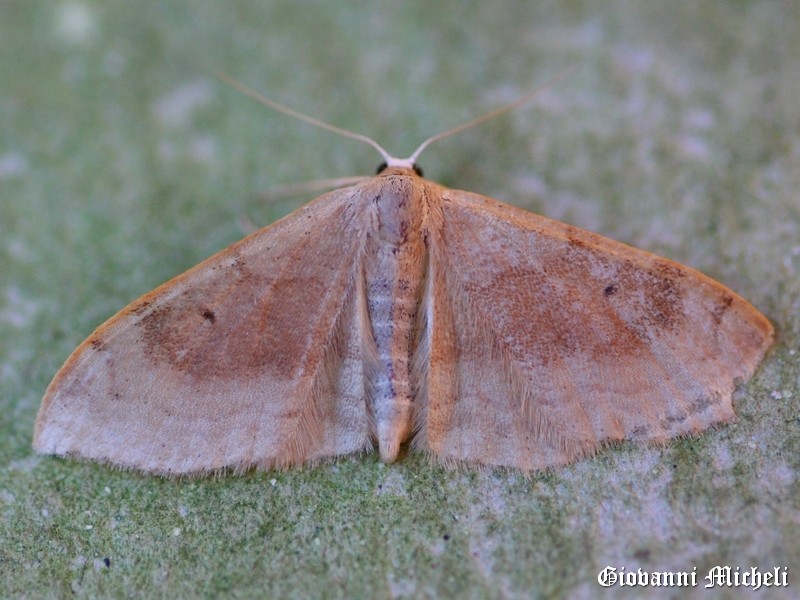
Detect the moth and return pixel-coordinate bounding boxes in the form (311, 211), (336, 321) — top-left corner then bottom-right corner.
(34, 78), (773, 475)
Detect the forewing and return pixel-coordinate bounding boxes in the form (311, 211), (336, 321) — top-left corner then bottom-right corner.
(35, 187), (374, 474)
(416, 189), (773, 470)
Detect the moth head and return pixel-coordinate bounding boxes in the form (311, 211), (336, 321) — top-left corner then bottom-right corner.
(375, 161), (424, 178)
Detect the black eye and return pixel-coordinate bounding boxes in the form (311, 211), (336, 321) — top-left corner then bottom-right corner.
(413, 164), (424, 177)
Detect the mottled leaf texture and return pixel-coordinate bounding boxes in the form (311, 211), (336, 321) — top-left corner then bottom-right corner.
(34, 168), (773, 474)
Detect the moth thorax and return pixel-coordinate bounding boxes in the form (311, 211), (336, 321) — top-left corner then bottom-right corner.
(374, 179), (423, 246)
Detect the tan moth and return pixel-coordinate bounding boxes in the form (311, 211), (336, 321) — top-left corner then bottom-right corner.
(34, 77), (773, 475)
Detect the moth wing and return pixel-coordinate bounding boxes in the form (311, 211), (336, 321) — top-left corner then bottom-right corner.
(35, 186), (374, 475)
(415, 189), (773, 470)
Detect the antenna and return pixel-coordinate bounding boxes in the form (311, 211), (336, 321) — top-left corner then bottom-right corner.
(216, 72), (394, 166)
(406, 67), (576, 165)
(217, 67), (575, 169)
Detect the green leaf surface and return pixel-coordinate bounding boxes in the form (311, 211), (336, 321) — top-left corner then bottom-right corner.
(2, 2), (798, 598)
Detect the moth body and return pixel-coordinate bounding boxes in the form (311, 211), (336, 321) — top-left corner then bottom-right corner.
(364, 170), (427, 461)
